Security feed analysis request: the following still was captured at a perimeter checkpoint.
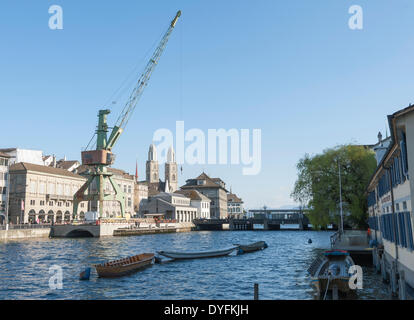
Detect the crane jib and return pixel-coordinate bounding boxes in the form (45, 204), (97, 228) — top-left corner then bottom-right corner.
(75, 10), (181, 220)
(81, 10), (181, 167)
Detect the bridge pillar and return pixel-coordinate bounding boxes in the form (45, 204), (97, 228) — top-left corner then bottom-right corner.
(263, 218), (269, 230)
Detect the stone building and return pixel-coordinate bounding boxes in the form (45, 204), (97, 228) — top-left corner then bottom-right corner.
(140, 192), (197, 222)
(141, 144), (179, 197)
(175, 189), (211, 219)
(366, 104), (414, 296)
(76, 166), (136, 218)
(180, 172), (228, 219)
(0, 148), (44, 166)
(0, 152), (10, 223)
(8, 162), (88, 224)
(134, 182), (148, 215)
(165, 146), (178, 192)
(227, 192), (244, 218)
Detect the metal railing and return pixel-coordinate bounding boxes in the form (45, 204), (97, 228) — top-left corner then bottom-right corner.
(330, 230), (342, 248)
(0, 223), (52, 230)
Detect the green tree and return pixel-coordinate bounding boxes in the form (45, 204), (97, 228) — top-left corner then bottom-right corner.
(291, 144), (377, 229)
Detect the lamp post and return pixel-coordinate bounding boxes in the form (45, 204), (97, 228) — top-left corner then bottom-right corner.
(338, 160), (344, 234)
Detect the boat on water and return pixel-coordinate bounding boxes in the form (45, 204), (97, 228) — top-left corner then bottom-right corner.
(157, 247), (238, 260)
(235, 241), (268, 254)
(94, 253), (155, 278)
(308, 249), (356, 299)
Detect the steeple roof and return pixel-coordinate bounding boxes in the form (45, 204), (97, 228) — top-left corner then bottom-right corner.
(167, 146), (175, 163)
(148, 144), (157, 161)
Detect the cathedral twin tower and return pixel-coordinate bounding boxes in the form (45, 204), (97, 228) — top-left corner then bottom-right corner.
(146, 144), (178, 192)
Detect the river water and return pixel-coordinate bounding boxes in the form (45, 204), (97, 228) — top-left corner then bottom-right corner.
(0, 230), (391, 300)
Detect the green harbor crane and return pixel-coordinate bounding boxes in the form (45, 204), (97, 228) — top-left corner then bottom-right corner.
(73, 11), (181, 219)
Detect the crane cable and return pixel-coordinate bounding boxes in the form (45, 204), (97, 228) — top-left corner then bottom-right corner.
(84, 21), (169, 152)
(113, 21), (171, 129)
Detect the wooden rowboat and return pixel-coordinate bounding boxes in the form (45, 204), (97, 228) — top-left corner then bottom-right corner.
(94, 253), (155, 278)
(235, 241), (268, 254)
(157, 247), (237, 260)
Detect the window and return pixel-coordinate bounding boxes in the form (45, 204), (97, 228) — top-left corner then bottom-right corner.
(30, 200), (35, 205)
(30, 181), (36, 193)
(40, 200), (45, 206)
(39, 181), (46, 194)
(48, 183), (55, 194)
(403, 201), (407, 210)
(58, 202), (62, 207)
(128, 197), (132, 207)
(128, 185), (132, 194)
(49, 201), (54, 206)
(396, 203), (400, 212)
(0, 158), (8, 166)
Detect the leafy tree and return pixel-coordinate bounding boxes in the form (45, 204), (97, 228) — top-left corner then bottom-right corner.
(291, 144), (377, 229)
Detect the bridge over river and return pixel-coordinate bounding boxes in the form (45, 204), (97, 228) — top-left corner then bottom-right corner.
(194, 209), (311, 231)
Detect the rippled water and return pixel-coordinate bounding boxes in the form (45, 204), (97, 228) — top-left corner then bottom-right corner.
(0, 230), (391, 299)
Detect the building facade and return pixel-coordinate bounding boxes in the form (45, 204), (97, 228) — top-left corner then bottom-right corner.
(227, 192), (244, 218)
(140, 192), (197, 222)
(165, 146), (178, 192)
(175, 189), (211, 219)
(367, 105), (414, 295)
(142, 144), (179, 196)
(146, 144), (159, 184)
(77, 166), (136, 219)
(8, 162), (88, 223)
(0, 148), (44, 166)
(134, 181), (149, 215)
(180, 172), (228, 219)
(0, 152), (10, 223)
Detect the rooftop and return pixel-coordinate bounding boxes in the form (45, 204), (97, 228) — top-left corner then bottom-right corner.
(227, 193), (243, 203)
(10, 162), (85, 179)
(181, 172), (228, 191)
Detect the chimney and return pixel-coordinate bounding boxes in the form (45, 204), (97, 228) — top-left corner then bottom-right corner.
(53, 155), (56, 168)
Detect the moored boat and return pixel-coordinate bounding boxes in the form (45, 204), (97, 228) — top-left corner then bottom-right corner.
(94, 253), (155, 278)
(308, 249), (356, 299)
(235, 241), (268, 254)
(157, 247), (237, 260)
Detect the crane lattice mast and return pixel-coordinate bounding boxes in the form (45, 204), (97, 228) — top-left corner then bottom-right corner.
(73, 11), (181, 219)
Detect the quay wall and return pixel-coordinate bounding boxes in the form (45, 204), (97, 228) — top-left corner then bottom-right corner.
(0, 228), (51, 240)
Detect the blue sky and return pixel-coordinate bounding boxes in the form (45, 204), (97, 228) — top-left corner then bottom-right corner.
(1, 0), (414, 209)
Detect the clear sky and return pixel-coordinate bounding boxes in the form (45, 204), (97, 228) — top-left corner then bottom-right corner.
(1, 0), (414, 210)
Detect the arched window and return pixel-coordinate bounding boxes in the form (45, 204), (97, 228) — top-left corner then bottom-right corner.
(47, 210), (54, 223)
(56, 211), (63, 223)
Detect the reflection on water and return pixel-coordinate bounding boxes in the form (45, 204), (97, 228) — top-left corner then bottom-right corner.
(0, 231), (391, 299)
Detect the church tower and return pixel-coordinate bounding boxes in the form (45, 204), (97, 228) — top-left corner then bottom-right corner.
(165, 146), (178, 192)
(146, 144), (159, 183)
